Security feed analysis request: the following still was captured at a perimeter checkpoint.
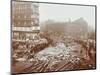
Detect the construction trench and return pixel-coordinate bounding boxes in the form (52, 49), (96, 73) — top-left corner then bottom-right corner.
(12, 34), (96, 74)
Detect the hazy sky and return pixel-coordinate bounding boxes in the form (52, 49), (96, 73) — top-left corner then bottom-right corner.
(39, 3), (95, 28)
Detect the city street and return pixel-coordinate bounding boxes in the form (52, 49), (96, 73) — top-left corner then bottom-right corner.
(12, 39), (96, 73)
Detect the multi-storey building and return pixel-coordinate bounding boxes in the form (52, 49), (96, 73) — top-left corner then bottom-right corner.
(12, 1), (40, 41)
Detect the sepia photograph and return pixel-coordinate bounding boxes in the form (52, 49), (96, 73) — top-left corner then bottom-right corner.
(11, 0), (96, 74)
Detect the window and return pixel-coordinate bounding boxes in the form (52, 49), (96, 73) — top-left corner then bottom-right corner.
(35, 19), (39, 24)
(31, 22), (34, 25)
(31, 15), (34, 18)
(18, 22), (20, 25)
(24, 15), (26, 18)
(18, 15), (20, 18)
(24, 22), (26, 26)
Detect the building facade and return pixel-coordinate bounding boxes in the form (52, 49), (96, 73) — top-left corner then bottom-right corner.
(12, 1), (40, 41)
